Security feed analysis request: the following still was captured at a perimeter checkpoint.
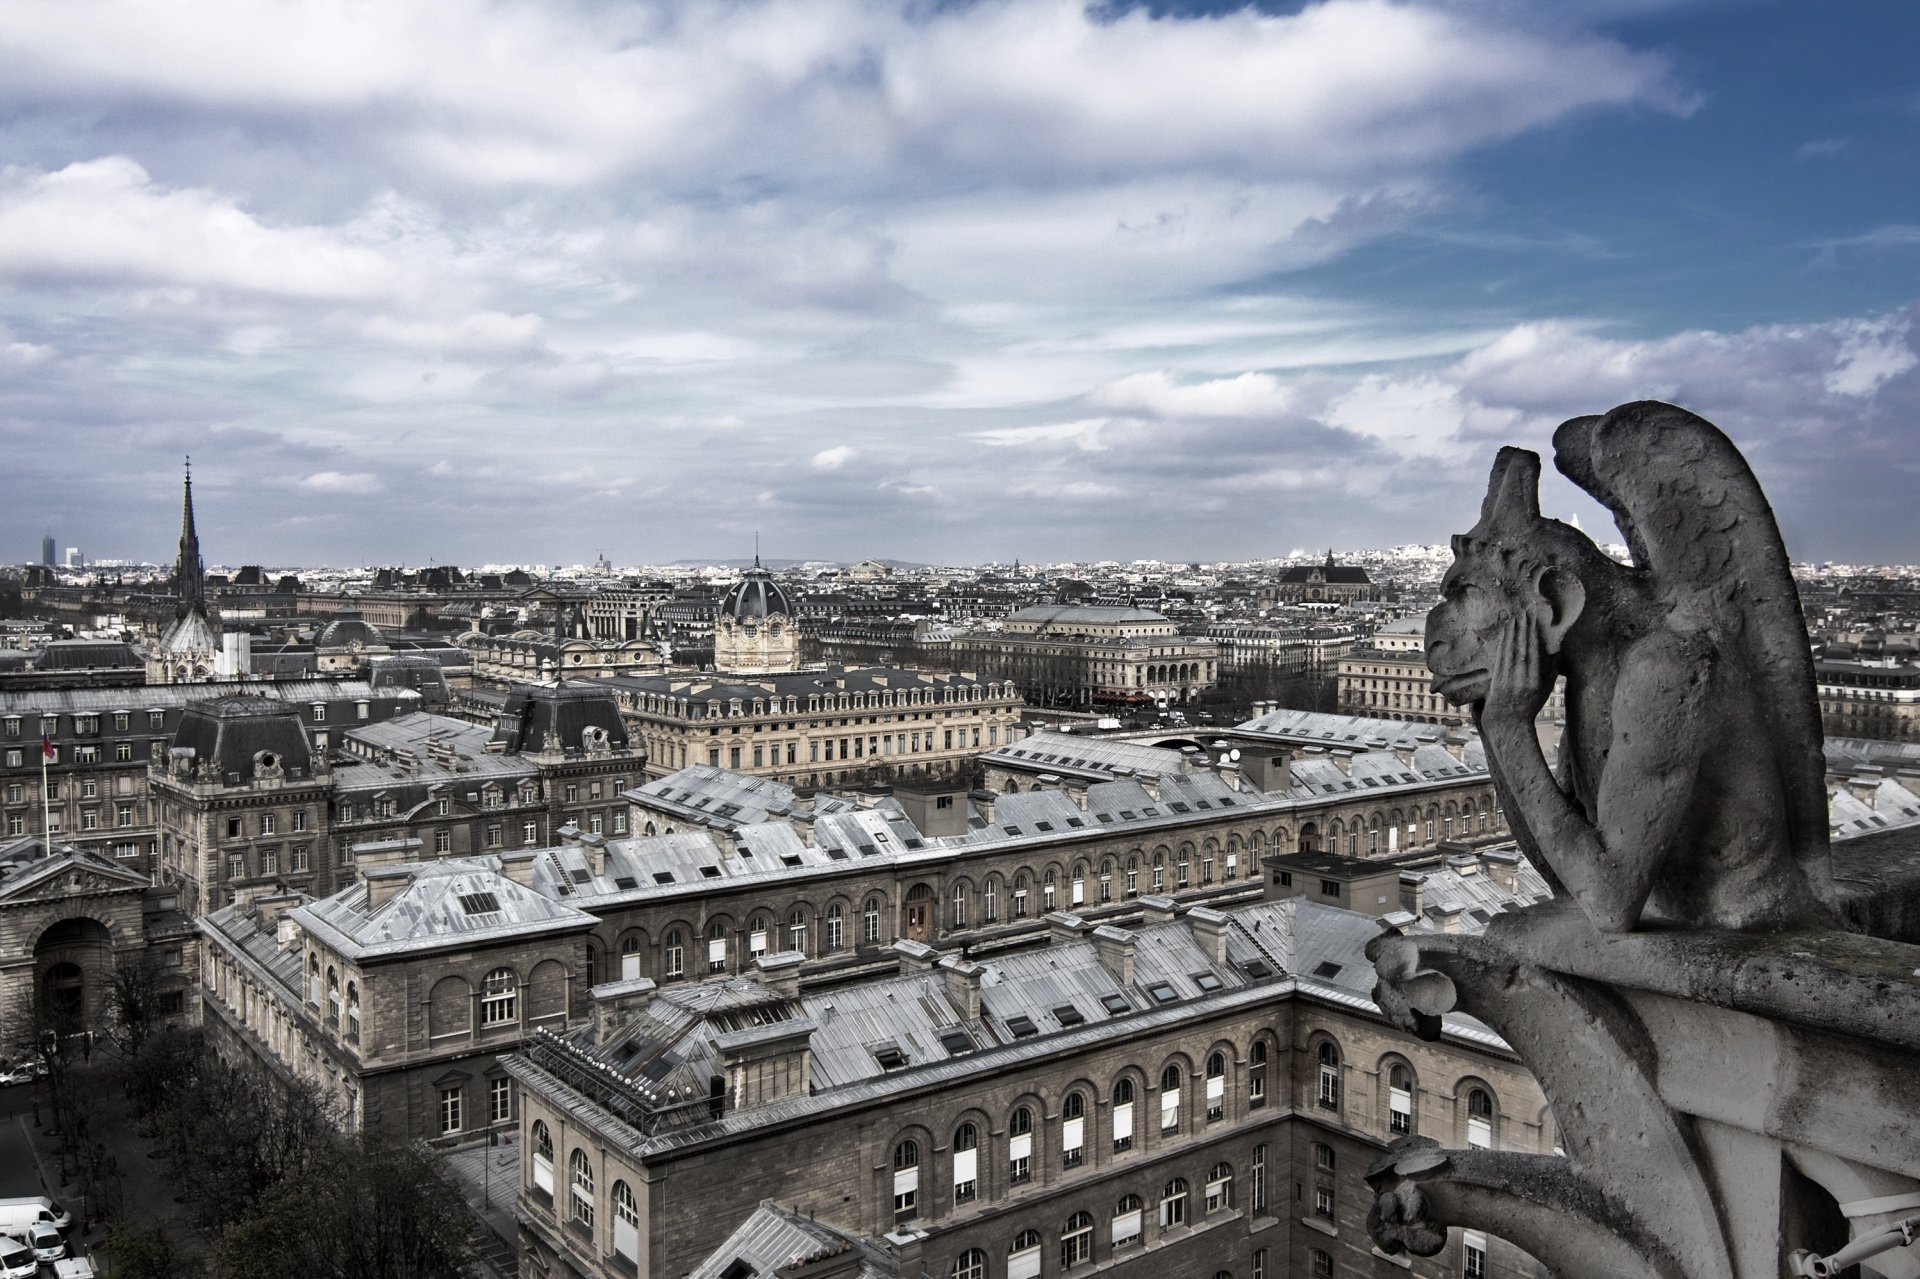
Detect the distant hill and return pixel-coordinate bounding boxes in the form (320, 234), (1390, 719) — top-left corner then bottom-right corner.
(666, 557), (929, 571)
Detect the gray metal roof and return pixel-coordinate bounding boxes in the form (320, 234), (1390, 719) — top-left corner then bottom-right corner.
(0, 678), (415, 715)
(295, 856), (596, 960)
(688, 1203), (896, 1279)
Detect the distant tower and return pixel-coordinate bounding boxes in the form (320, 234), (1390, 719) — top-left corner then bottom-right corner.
(713, 552), (798, 675)
(40, 531), (53, 566)
(147, 460), (221, 684)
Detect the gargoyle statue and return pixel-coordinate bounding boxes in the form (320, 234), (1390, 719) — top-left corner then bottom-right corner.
(1425, 400), (1834, 932)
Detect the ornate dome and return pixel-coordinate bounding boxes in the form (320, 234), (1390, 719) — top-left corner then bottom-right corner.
(718, 562), (792, 621)
(315, 616), (383, 649)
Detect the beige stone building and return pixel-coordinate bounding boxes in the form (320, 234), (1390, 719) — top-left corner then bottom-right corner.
(604, 667), (1027, 788)
(1336, 618), (1469, 727)
(712, 559), (801, 675)
(951, 606), (1219, 710)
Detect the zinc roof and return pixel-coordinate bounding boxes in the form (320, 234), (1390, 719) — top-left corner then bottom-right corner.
(295, 856), (596, 960)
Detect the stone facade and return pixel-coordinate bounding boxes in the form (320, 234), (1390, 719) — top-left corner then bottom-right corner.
(951, 607), (1219, 710)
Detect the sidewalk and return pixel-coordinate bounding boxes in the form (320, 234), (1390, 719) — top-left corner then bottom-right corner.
(443, 1137), (522, 1279)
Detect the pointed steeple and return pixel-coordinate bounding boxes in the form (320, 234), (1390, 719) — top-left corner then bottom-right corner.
(176, 458), (207, 618)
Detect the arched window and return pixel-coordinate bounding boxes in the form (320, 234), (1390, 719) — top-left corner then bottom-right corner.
(1009, 1230), (1043, 1279)
(1389, 1063), (1414, 1134)
(1043, 868), (1057, 911)
(1158, 1178), (1188, 1228)
(1071, 862), (1087, 906)
(747, 913), (771, 958)
(707, 919), (729, 972)
(953, 1122), (980, 1204)
(1060, 1212), (1093, 1268)
(1012, 872), (1030, 918)
(1098, 858), (1113, 903)
(787, 907), (807, 954)
(824, 904), (845, 950)
(1205, 1051), (1227, 1121)
(1249, 1041), (1269, 1108)
(1310, 1248), (1334, 1278)
(531, 1121), (554, 1195)
(1061, 1091), (1087, 1167)
(1008, 1106), (1034, 1184)
(570, 1149), (595, 1226)
(613, 1180), (640, 1260)
(480, 967), (516, 1026)
(984, 878), (999, 922)
(1317, 1041), (1341, 1109)
(1159, 1063), (1182, 1133)
(306, 953), (320, 1006)
(1205, 1162), (1233, 1213)
(951, 1250), (986, 1279)
(664, 927), (686, 978)
(893, 1139), (920, 1222)
(1467, 1086), (1494, 1148)
(1112, 1194), (1144, 1246)
(326, 966), (340, 1025)
(952, 883), (968, 928)
(345, 981), (360, 1043)
(1112, 1078), (1136, 1152)
(620, 934), (644, 981)
(863, 896), (882, 944)
(1124, 852), (1139, 897)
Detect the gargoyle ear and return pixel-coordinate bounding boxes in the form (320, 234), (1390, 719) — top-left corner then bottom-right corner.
(1531, 565), (1586, 655)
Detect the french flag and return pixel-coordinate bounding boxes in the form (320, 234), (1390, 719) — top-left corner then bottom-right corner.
(40, 733), (55, 762)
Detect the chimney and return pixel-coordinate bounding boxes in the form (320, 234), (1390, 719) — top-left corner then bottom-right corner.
(496, 850), (537, 889)
(1896, 769), (1920, 798)
(1091, 924), (1134, 985)
(1480, 849), (1520, 893)
(1400, 871), (1426, 916)
(362, 865), (413, 912)
(893, 938), (938, 972)
(1137, 895), (1178, 925)
(1442, 733), (1468, 763)
(939, 955), (983, 1020)
(1429, 901), (1465, 933)
(971, 790), (996, 824)
(1046, 911), (1088, 946)
(1844, 772), (1881, 809)
(558, 823), (583, 846)
(715, 1016), (815, 1110)
(1186, 906), (1230, 965)
(589, 976), (656, 1043)
(579, 831), (608, 877)
(1392, 742), (1416, 768)
(754, 950), (804, 998)
(1330, 749), (1355, 777)
(1135, 772), (1161, 801)
(1240, 750), (1292, 793)
(894, 780), (970, 839)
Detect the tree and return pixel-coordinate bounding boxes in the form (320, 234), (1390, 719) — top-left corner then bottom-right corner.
(212, 1137), (477, 1279)
(103, 1224), (184, 1279)
(103, 954), (169, 1060)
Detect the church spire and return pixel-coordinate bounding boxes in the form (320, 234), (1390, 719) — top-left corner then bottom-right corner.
(176, 458), (206, 617)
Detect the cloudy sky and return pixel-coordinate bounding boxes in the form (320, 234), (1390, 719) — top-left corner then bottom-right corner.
(1, 0), (1915, 568)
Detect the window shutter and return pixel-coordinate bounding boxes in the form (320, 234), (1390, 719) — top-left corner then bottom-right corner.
(1009, 1133), (1032, 1161)
(1161, 1089), (1180, 1124)
(1112, 1210), (1142, 1244)
(1063, 1117), (1084, 1151)
(615, 1217), (639, 1259)
(1009, 1248), (1041, 1279)
(708, 939), (726, 964)
(894, 1167), (919, 1197)
(953, 1150), (977, 1186)
(1113, 1103), (1133, 1141)
(1206, 1076), (1224, 1103)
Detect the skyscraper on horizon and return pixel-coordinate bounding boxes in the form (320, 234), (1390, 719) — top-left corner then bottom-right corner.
(39, 531), (53, 566)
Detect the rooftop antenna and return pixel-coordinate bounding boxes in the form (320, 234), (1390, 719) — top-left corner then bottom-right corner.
(754, 532), (761, 569)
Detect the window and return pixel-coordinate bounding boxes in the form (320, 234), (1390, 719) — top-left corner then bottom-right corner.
(1009, 1231), (1042, 1279)
(260, 812), (277, 835)
(1390, 1063), (1413, 1135)
(1159, 1063), (1181, 1133)
(1311, 1249), (1333, 1279)
(1112, 1194), (1144, 1246)
(312, 704), (328, 724)
(863, 897), (881, 944)
(227, 852), (245, 880)
(1008, 1106), (1034, 1184)
(1467, 1087), (1493, 1148)
(892, 1139), (920, 1222)
(614, 1181), (640, 1261)
(1112, 1077), (1135, 1152)
(1249, 1041), (1268, 1108)
(1205, 1161), (1232, 1213)
(480, 968), (517, 1025)
(438, 1086), (463, 1134)
(1159, 1178), (1188, 1228)
(115, 740), (133, 762)
(786, 908), (807, 954)
(1060, 1213), (1092, 1268)
(825, 904), (844, 950)
(261, 849), (278, 876)
(523, 819), (538, 844)
(1061, 1091), (1086, 1167)
(1012, 873), (1028, 918)
(748, 915), (770, 959)
(1463, 1231), (1488, 1279)
(1205, 1051), (1227, 1121)
(952, 1250), (986, 1279)
(708, 921), (729, 972)
(532, 1121), (554, 1195)
(290, 845), (309, 872)
(1317, 1042), (1341, 1110)
(571, 1149), (595, 1226)
(1252, 1249), (1267, 1279)
(1251, 1144), (1267, 1214)
(665, 928), (685, 978)
(984, 879), (997, 922)
(953, 1122), (979, 1204)
(489, 1076), (512, 1123)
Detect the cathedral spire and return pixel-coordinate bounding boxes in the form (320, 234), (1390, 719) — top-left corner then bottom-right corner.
(176, 457), (206, 617)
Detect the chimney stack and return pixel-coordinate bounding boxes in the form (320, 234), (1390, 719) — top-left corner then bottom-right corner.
(589, 976), (656, 1043)
(1091, 924), (1134, 985)
(939, 955), (983, 1020)
(1186, 906), (1230, 965)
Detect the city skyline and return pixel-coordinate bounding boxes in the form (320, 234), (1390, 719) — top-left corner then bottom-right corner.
(1, 0), (1916, 567)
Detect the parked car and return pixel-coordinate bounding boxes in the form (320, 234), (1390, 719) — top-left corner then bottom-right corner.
(0, 1069), (27, 1088)
(0, 1236), (35, 1279)
(28, 1222), (66, 1262)
(0, 1195), (72, 1236)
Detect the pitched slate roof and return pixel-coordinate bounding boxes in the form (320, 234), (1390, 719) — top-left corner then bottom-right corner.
(294, 856), (596, 960)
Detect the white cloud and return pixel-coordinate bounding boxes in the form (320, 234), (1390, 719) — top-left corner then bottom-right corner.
(971, 420), (1109, 450)
(1093, 371), (1294, 419)
(0, 157), (400, 298)
(810, 445), (853, 470)
(298, 471), (384, 495)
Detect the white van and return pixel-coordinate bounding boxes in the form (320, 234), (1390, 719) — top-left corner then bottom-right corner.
(55, 1258), (99, 1279)
(0, 1195), (72, 1237)
(0, 1236), (34, 1279)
